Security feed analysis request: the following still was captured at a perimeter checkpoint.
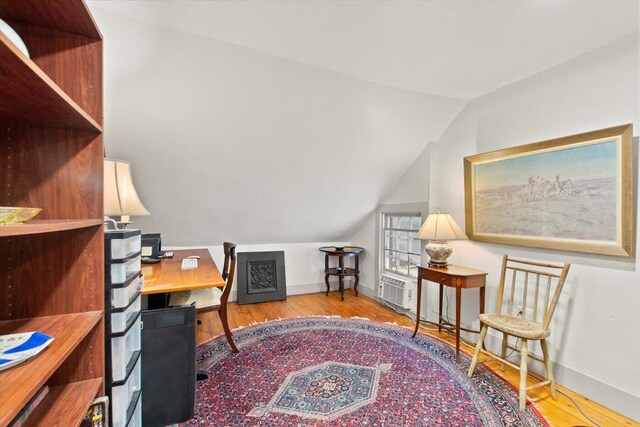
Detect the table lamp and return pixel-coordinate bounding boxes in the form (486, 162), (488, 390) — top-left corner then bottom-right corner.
(417, 211), (467, 267)
(104, 158), (150, 229)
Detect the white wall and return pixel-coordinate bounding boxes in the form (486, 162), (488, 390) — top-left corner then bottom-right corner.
(350, 144), (432, 297)
(167, 242), (350, 301)
(93, 8), (464, 247)
(429, 34), (639, 419)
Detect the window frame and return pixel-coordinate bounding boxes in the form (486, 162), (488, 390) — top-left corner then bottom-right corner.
(375, 202), (428, 282)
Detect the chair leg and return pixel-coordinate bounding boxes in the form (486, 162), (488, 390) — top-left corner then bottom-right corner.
(541, 339), (557, 400)
(500, 332), (508, 371)
(218, 308), (239, 353)
(467, 325), (487, 378)
(519, 339), (528, 411)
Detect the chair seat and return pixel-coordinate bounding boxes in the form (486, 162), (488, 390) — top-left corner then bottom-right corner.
(170, 287), (223, 310)
(479, 313), (550, 340)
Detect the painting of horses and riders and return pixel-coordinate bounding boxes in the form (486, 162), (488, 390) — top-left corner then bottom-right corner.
(464, 124), (634, 257)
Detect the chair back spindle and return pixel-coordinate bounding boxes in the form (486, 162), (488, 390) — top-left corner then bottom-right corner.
(496, 256), (570, 327)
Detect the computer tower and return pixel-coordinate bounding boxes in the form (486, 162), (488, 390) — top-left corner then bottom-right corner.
(141, 305), (196, 426)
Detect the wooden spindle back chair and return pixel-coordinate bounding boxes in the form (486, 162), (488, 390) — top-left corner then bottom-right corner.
(467, 255), (570, 411)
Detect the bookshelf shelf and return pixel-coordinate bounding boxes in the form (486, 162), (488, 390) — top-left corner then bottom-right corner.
(0, 219), (103, 238)
(0, 33), (102, 132)
(22, 378), (103, 427)
(0, 2), (105, 426)
(0, 312), (102, 426)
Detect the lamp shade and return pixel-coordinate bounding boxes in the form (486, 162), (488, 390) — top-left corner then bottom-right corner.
(104, 158), (150, 217)
(417, 212), (467, 241)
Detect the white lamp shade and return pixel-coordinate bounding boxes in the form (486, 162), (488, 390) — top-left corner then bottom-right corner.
(104, 158), (150, 217)
(417, 212), (467, 241)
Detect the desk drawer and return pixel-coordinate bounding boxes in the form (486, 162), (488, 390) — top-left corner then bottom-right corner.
(424, 268), (452, 286)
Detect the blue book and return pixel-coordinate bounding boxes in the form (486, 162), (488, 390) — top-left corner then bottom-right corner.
(0, 331), (54, 371)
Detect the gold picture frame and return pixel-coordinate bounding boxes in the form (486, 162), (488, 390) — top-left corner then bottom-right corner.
(464, 124), (634, 257)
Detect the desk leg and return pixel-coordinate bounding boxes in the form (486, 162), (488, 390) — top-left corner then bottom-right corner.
(339, 275), (345, 301)
(324, 274), (330, 296)
(412, 277), (422, 338)
(438, 284), (444, 333)
(455, 286), (462, 359)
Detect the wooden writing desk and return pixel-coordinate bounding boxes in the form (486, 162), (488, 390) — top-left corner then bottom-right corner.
(142, 249), (225, 307)
(412, 264), (487, 359)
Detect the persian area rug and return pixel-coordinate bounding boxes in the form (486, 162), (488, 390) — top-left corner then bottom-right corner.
(185, 317), (549, 426)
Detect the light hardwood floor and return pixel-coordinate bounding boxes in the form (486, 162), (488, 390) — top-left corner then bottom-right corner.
(197, 290), (638, 427)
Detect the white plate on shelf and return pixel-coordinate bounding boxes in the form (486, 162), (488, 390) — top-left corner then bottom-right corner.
(0, 18), (30, 58)
(0, 331), (54, 371)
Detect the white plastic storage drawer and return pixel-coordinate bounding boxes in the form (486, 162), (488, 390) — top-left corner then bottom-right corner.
(106, 229), (142, 261)
(108, 255), (141, 285)
(111, 314), (141, 383)
(126, 391), (142, 427)
(111, 274), (143, 310)
(112, 358), (141, 427)
(111, 294), (141, 334)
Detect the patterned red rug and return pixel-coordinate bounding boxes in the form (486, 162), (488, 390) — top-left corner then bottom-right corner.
(185, 317), (549, 426)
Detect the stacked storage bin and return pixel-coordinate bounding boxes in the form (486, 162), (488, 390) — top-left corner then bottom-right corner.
(105, 229), (143, 427)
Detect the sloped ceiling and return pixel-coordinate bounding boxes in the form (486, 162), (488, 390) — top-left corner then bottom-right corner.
(87, 1), (638, 246)
(91, 9), (464, 245)
(89, 0), (638, 99)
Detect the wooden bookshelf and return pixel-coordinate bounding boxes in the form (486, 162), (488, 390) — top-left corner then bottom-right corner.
(23, 378), (103, 427)
(0, 219), (103, 237)
(0, 33), (101, 132)
(0, 2), (105, 427)
(0, 313), (102, 426)
(0, 0), (102, 39)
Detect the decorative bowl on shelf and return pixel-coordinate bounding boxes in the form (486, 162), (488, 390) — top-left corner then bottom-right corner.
(333, 246), (345, 251)
(0, 207), (42, 225)
(0, 18), (30, 58)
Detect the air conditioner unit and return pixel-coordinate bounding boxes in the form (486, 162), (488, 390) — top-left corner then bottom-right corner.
(378, 273), (415, 310)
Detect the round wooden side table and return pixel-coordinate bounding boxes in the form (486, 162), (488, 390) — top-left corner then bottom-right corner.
(319, 246), (365, 301)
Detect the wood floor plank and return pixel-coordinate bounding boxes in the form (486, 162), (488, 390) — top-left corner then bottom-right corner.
(198, 291), (638, 427)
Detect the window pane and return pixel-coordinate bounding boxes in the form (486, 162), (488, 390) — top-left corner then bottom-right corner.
(382, 214), (422, 278)
(411, 216), (422, 230)
(398, 234), (408, 252)
(385, 230), (397, 251)
(399, 216), (411, 229)
(411, 239), (421, 255)
(384, 250), (393, 270)
(397, 253), (409, 275)
(410, 254), (421, 267)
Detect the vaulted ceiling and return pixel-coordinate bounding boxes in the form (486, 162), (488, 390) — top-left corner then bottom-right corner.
(87, 1), (638, 245)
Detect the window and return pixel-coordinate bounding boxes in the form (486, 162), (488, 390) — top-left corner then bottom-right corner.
(382, 213), (422, 278)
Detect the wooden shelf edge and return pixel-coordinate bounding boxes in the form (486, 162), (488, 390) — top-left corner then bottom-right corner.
(0, 219), (103, 238)
(0, 0), (102, 40)
(22, 378), (103, 427)
(0, 33), (102, 133)
(0, 312), (103, 426)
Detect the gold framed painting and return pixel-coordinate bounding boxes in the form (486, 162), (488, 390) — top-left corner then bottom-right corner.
(464, 124), (634, 257)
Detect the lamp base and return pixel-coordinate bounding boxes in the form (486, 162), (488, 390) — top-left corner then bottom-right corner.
(425, 240), (452, 267)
